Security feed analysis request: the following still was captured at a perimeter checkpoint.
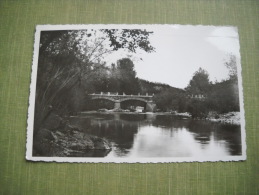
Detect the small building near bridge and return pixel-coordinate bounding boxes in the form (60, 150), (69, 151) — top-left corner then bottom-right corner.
(136, 106), (144, 113)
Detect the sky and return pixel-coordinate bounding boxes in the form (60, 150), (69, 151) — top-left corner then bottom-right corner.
(105, 25), (241, 89)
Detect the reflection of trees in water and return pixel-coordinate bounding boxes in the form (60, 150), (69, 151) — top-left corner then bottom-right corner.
(69, 113), (242, 157)
(186, 121), (214, 144)
(186, 120), (241, 155)
(120, 114), (146, 121)
(151, 115), (241, 156)
(69, 115), (139, 156)
(69, 113), (114, 131)
(214, 124), (241, 155)
(90, 119), (139, 155)
(152, 115), (189, 129)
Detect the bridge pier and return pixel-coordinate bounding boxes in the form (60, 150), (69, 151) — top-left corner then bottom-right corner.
(146, 102), (156, 112)
(114, 101), (121, 109)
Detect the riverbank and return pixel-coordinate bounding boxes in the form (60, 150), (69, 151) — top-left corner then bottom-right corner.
(33, 114), (112, 157)
(80, 110), (191, 117)
(33, 128), (111, 157)
(207, 112), (240, 125)
(79, 110), (240, 125)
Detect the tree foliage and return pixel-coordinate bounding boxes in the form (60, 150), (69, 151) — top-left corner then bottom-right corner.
(225, 54), (238, 80)
(206, 54), (239, 113)
(185, 67), (211, 95)
(183, 59), (240, 118)
(153, 89), (186, 112)
(34, 29), (155, 131)
(116, 58), (140, 94)
(102, 29), (155, 53)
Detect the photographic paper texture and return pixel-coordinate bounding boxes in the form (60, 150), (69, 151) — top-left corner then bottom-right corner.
(26, 25), (246, 163)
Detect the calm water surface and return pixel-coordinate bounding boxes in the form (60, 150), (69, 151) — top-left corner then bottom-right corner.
(70, 113), (242, 158)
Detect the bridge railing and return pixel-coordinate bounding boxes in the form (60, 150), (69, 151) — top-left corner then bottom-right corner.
(90, 92), (154, 97)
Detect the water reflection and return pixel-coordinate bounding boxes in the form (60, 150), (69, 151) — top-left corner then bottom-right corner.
(71, 113), (241, 158)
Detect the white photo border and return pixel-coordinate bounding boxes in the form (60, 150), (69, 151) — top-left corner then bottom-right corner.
(26, 24), (246, 163)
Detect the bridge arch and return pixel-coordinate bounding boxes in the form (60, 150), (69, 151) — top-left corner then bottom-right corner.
(120, 98), (148, 103)
(91, 97), (118, 103)
(89, 93), (156, 112)
(90, 97), (118, 110)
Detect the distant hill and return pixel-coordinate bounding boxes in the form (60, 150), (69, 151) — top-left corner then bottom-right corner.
(138, 78), (185, 95)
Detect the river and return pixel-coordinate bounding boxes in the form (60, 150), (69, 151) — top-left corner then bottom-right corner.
(69, 112), (242, 158)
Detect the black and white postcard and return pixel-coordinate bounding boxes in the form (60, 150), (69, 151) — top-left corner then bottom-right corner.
(26, 25), (246, 163)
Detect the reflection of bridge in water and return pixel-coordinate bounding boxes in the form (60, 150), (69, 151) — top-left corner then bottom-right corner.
(89, 92), (156, 112)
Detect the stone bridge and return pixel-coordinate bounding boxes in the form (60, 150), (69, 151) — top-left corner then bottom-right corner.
(89, 92), (156, 112)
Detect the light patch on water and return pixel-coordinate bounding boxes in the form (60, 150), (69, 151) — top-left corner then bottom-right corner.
(107, 125), (230, 158)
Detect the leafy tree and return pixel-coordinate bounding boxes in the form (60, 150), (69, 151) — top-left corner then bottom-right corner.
(116, 58), (140, 94)
(107, 63), (120, 93)
(184, 68), (211, 118)
(153, 89), (174, 112)
(225, 54), (238, 80)
(102, 29), (155, 53)
(185, 68), (211, 95)
(153, 89), (186, 112)
(171, 92), (188, 112)
(186, 99), (210, 119)
(207, 80), (239, 113)
(207, 55), (240, 113)
(34, 29), (155, 131)
(88, 63), (110, 92)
